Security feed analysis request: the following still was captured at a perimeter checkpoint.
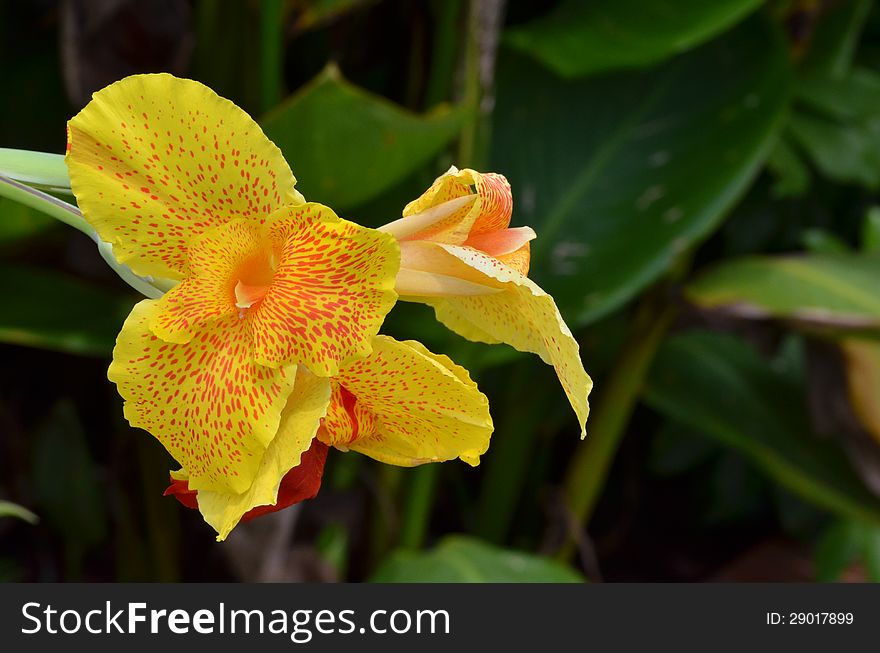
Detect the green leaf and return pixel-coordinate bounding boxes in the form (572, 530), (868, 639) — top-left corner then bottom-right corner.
(686, 254), (880, 329)
(800, 0), (873, 77)
(504, 0), (763, 79)
(645, 331), (880, 526)
(815, 520), (862, 581)
(785, 68), (880, 189)
(0, 264), (132, 355)
(492, 18), (791, 325)
(32, 401), (108, 577)
(0, 500), (38, 524)
(801, 228), (850, 255)
(262, 65), (467, 210)
(862, 206), (880, 253)
(0, 197), (55, 244)
(370, 536), (584, 583)
(766, 137), (811, 197)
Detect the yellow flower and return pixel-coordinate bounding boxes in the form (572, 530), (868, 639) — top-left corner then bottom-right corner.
(66, 74), (492, 540)
(169, 335), (493, 540)
(379, 166), (593, 436)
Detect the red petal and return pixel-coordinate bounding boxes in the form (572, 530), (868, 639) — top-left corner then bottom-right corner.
(162, 439), (329, 520)
(164, 476), (199, 510)
(242, 440), (328, 522)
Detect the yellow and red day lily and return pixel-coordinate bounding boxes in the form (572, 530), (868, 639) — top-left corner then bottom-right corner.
(379, 166), (593, 436)
(66, 74), (493, 539)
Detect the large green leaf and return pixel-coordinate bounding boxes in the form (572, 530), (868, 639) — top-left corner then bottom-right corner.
(504, 0), (763, 79)
(491, 18), (790, 326)
(262, 65), (466, 211)
(645, 331), (880, 526)
(370, 536), (584, 583)
(686, 254), (880, 329)
(0, 264), (132, 355)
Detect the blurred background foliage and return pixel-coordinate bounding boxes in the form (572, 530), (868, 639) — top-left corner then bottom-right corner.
(3, 0), (880, 582)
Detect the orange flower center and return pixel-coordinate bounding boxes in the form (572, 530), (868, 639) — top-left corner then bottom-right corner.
(233, 247), (278, 311)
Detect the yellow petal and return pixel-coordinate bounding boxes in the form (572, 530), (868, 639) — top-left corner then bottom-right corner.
(252, 204), (400, 374)
(196, 367), (331, 541)
(322, 335), (494, 466)
(109, 299), (296, 493)
(66, 73), (301, 280)
(150, 219), (260, 343)
(397, 167), (512, 245)
(422, 245), (592, 437)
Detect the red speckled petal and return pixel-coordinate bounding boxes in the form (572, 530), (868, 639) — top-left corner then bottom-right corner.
(251, 204), (401, 375)
(109, 299), (296, 494)
(151, 220), (260, 343)
(398, 168), (513, 245)
(469, 172), (513, 236)
(423, 245), (592, 437)
(66, 73), (301, 280)
(164, 440), (329, 534)
(320, 335), (494, 466)
(195, 368), (331, 540)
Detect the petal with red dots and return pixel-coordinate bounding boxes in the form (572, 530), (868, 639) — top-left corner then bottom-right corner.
(150, 219), (261, 343)
(66, 73), (302, 280)
(420, 245), (592, 436)
(195, 368), (331, 540)
(109, 299), (297, 494)
(393, 167), (513, 245)
(318, 335), (493, 467)
(251, 204), (401, 375)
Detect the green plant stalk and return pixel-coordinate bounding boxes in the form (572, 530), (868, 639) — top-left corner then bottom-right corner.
(0, 500), (38, 524)
(0, 174), (171, 298)
(260, 0), (286, 113)
(399, 464), (439, 549)
(558, 298), (677, 561)
(474, 361), (560, 543)
(425, 0), (464, 108)
(0, 174), (88, 235)
(457, 0), (482, 167)
(0, 148), (70, 192)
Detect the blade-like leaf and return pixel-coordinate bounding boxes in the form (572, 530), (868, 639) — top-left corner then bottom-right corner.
(0, 501), (38, 524)
(371, 536), (584, 583)
(686, 254), (880, 329)
(492, 18), (791, 326)
(504, 0), (763, 78)
(645, 331), (880, 526)
(262, 65), (466, 210)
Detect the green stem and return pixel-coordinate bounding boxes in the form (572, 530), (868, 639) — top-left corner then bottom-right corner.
(0, 148), (70, 193)
(425, 0), (464, 108)
(399, 465), (439, 549)
(557, 296), (677, 561)
(457, 0), (482, 167)
(260, 0), (286, 113)
(0, 174), (89, 235)
(0, 174), (170, 298)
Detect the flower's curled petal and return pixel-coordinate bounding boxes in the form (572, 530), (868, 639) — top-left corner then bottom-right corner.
(195, 368), (331, 540)
(398, 168), (512, 245)
(252, 204), (401, 374)
(320, 335), (494, 466)
(66, 73), (300, 279)
(109, 300), (296, 494)
(164, 438), (329, 539)
(426, 245), (592, 437)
